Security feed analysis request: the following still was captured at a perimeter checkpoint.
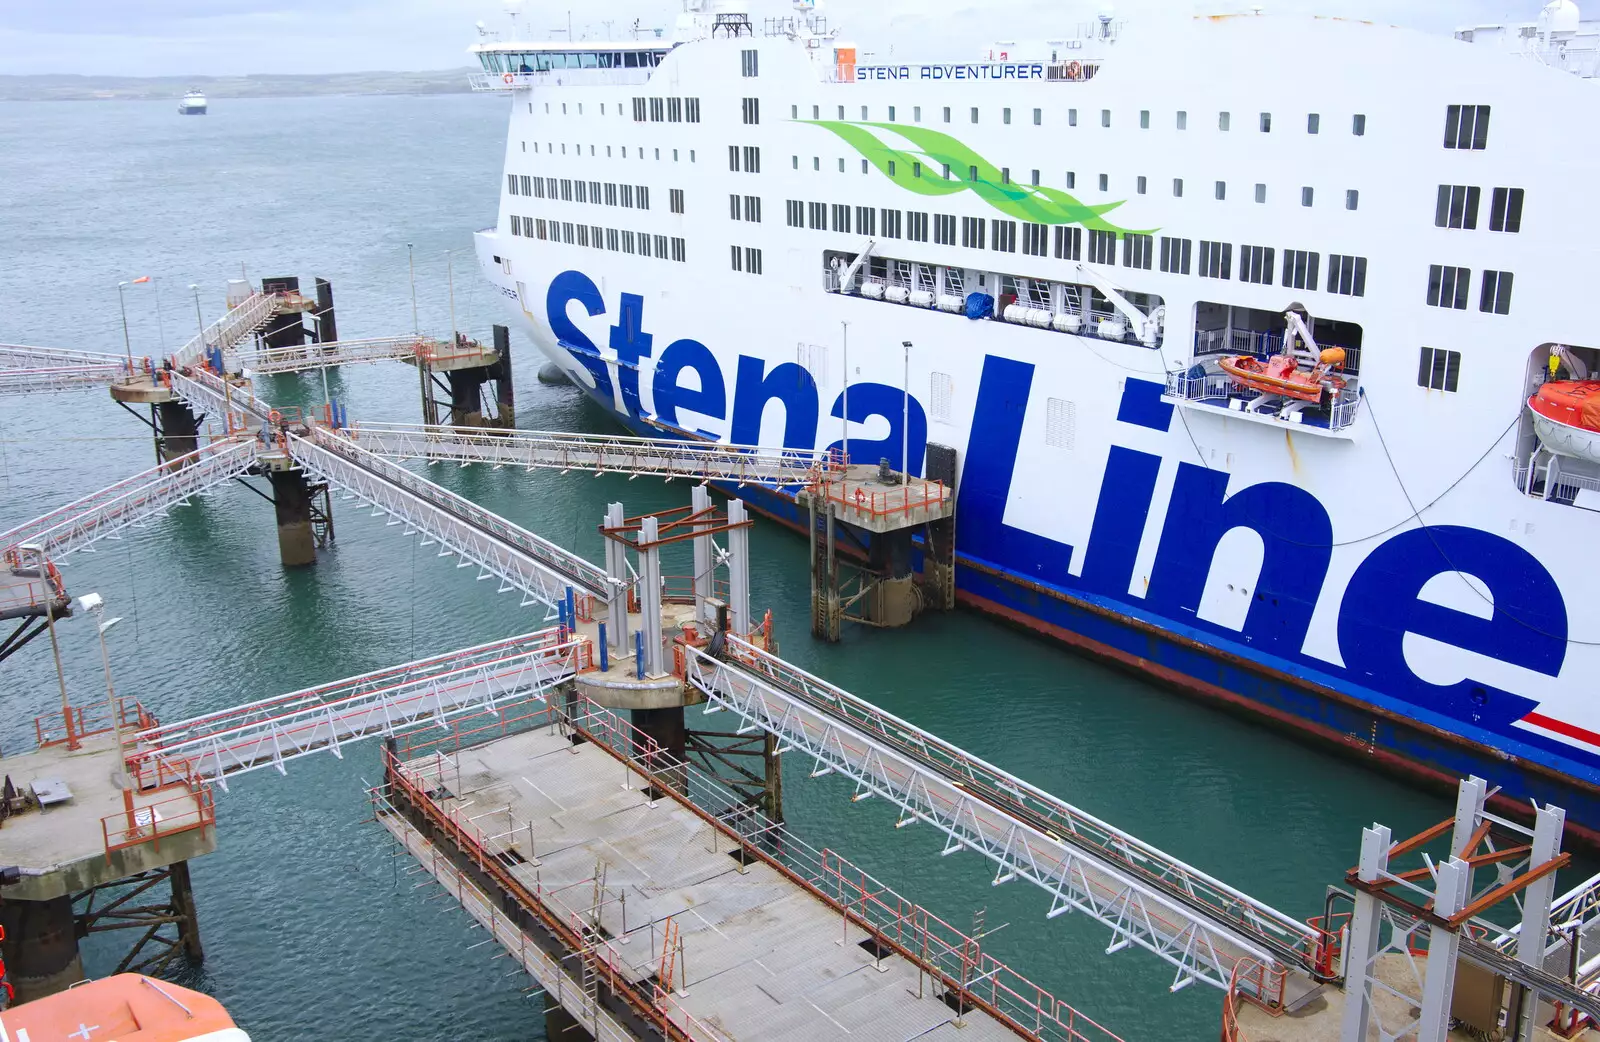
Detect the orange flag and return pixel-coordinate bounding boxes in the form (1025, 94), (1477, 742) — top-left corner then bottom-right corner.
(130, 276), (150, 284)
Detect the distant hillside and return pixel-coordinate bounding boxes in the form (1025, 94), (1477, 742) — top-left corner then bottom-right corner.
(0, 69), (480, 102)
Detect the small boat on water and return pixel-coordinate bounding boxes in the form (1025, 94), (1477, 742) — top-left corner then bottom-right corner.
(1218, 349), (1348, 405)
(1529, 379), (1600, 463)
(0, 973), (250, 1041)
(179, 89), (207, 115)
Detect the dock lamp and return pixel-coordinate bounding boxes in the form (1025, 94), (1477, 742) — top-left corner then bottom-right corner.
(77, 593), (135, 825)
(901, 341), (912, 480)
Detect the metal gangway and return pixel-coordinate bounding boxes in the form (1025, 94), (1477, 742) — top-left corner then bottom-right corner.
(132, 628), (588, 788)
(230, 335), (450, 376)
(0, 345), (150, 397)
(681, 637), (1327, 1003)
(344, 421), (838, 488)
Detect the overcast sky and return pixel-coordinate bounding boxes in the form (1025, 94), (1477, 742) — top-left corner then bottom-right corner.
(0, 0), (1542, 77)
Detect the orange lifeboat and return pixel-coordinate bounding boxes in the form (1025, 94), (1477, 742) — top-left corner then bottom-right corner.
(1217, 353), (1346, 404)
(1528, 380), (1600, 464)
(0, 974), (250, 1042)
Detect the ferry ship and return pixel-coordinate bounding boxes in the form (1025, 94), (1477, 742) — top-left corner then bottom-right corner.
(469, 0), (1600, 838)
(179, 89), (207, 115)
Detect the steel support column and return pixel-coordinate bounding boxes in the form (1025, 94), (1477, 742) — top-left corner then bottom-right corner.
(1418, 857), (1471, 1042)
(604, 502), (630, 656)
(639, 517), (663, 677)
(727, 500), (750, 635)
(266, 467), (317, 567)
(1339, 825), (1392, 1042)
(1515, 803), (1566, 1041)
(691, 484), (713, 624)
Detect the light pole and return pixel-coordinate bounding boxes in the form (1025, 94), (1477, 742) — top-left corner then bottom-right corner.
(151, 277), (168, 354)
(77, 593), (134, 825)
(407, 243), (419, 336)
(117, 281), (135, 368)
(445, 248), (459, 348)
(901, 340), (912, 480)
(840, 321), (850, 463)
(188, 283), (206, 361)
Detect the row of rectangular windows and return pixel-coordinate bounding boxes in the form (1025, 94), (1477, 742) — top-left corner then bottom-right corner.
(783, 200), (1369, 297)
(525, 140), (697, 164)
(788, 101), (1369, 136)
(729, 146), (762, 173)
(508, 175), (656, 210)
(630, 97), (703, 123)
(508, 215), (686, 261)
(1435, 185), (1524, 232)
(1425, 265), (1515, 315)
(731, 246), (763, 274)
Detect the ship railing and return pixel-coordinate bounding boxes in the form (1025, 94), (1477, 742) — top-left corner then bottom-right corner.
(470, 68), (655, 92)
(1515, 454), (1600, 502)
(1165, 369), (1364, 432)
(1192, 329), (1362, 376)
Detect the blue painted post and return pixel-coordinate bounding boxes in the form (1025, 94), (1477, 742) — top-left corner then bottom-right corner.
(635, 631), (645, 680)
(565, 586), (576, 630)
(598, 623), (609, 671)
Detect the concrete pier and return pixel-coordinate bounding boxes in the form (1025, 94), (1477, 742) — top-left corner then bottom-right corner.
(0, 718), (215, 1000)
(266, 467), (318, 567)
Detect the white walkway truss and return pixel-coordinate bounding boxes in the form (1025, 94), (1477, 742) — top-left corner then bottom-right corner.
(136, 628), (587, 786)
(173, 291), (283, 368)
(288, 430), (609, 608)
(683, 639), (1325, 1001)
(0, 440), (257, 559)
(346, 422), (836, 488)
(231, 335), (443, 375)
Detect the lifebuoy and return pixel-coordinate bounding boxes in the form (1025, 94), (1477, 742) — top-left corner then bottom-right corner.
(1065, 60), (1082, 80)
(503, 72), (515, 84)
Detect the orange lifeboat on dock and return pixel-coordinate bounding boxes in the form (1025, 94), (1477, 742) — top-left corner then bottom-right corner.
(0, 974), (250, 1042)
(1218, 351), (1347, 405)
(1528, 380), (1600, 464)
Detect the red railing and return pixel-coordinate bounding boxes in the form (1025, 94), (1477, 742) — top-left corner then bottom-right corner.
(824, 475), (952, 519)
(101, 786), (215, 859)
(35, 698), (157, 749)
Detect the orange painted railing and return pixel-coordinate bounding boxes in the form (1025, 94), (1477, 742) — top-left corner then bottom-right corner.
(825, 476), (951, 519)
(101, 787), (215, 860)
(35, 698), (157, 749)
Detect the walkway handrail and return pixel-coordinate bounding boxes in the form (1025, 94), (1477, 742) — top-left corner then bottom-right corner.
(232, 335), (445, 375)
(0, 345), (144, 369)
(173, 291), (280, 368)
(0, 439), (256, 558)
(346, 421), (839, 488)
(683, 638), (1323, 997)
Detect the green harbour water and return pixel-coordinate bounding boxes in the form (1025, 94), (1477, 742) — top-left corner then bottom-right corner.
(0, 94), (1471, 1040)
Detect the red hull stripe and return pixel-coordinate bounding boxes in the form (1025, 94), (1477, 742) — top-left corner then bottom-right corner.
(1522, 711), (1600, 749)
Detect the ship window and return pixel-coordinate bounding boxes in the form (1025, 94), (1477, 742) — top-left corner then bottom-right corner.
(606, 228), (619, 250)
(1435, 185), (1480, 229)
(1000, 166), (1009, 184)
(881, 208), (903, 238)
(861, 106), (868, 119)
(1140, 109), (1149, 129)
(1101, 108), (1111, 127)
(1301, 186), (1314, 207)
(560, 178), (573, 200)
(888, 160), (896, 176)
(934, 214), (956, 245)
(1260, 112), (1272, 132)
(510, 215), (522, 235)
(1067, 171), (1076, 189)
(1307, 113), (1320, 134)
(971, 107), (980, 123)
(728, 194), (740, 219)
(889, 106), (898, 122)
(746, 247), (763, 274)
(575, 225), (588, 247)
(590, 180), (602, 201)
(1352, 113), (1366, 136)
(1215, 180), (1226, 201)
(731, 245), (742, 270)
(1137, 175), (1147, 195)
(808, 202), (825, 229)
(969, 165), (979, 182)
(1176, 110), (1187, 130)
(961, 216), (986, 248)
(786, 199), (803, 227)
(1198, 240), (1232, 279)
(1041, 226), (1079, 262)
(729, 145), (740, 171)
(574, 181), (588, 203)
(507, 173), (518, 195)
(1490, 187), (1524, 232)
(906, 211), (927, 241)
(792, 105), (798, 119)
(1124, 233), (1153, 270)
(650, 98), (664, 122)
(915, 106), (922, 121)
(746, 146), (761, 172)
(1426, 264), (1470, 309)
(1088, 229), (1117, 265)
(992, 220), (1017, 252)
(832, 204), (850, 232)
(669, 97), (684, 122)
(533, 178), (546, 199)
(1160, 236), (1191, 274)
(1480, 270), (1514, 314)
(856, 206), (875, 235)
(943, 106), (952, 123)
(1173, 178), (1183, 197)
(1022, 223), (1049, 257)
(942, 163), (952, 180)
(1219, 111), (1231, 131)
(1239, 244), (1274, 284)
(603, 183), (616, 205)
(1098, 173), (1108, 191)
(1328, 254), (1368, 296)
(535, 219), (547, 240)
(813, 157), (820, 170)
(1282, 249), (1319, 290)
(1033, 108), (1042, 125)
(1255, 183), (1266, 204)
(741, 97), (758, 124)
(1418, 347), (1460, 392)
(1444, 104), (1490, 149)
(621, 231), (635, 253)
(1346, 190), (1359, 211)
(1003, 107), (1011, 124)
(741, 49), (759, 77)
(791, 155), (798, 169)
(671, 237), (687, 262)
(1068, 108), (1078, 127)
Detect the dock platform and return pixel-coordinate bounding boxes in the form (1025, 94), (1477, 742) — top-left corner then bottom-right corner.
(378, 701), (1118, 1042)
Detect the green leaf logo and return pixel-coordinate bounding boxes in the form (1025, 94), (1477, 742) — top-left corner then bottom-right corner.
(801, 120), (1154, 236)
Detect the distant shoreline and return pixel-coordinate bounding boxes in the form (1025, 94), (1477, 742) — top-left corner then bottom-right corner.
(0, 69), (479, 102)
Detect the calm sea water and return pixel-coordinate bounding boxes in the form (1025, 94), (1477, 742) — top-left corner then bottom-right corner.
(0, 95), (1464, 1040)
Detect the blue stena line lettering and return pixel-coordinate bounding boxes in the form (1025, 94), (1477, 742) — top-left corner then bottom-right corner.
(546, 271), (1570, 733)
(853, 63), (1045, 82)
